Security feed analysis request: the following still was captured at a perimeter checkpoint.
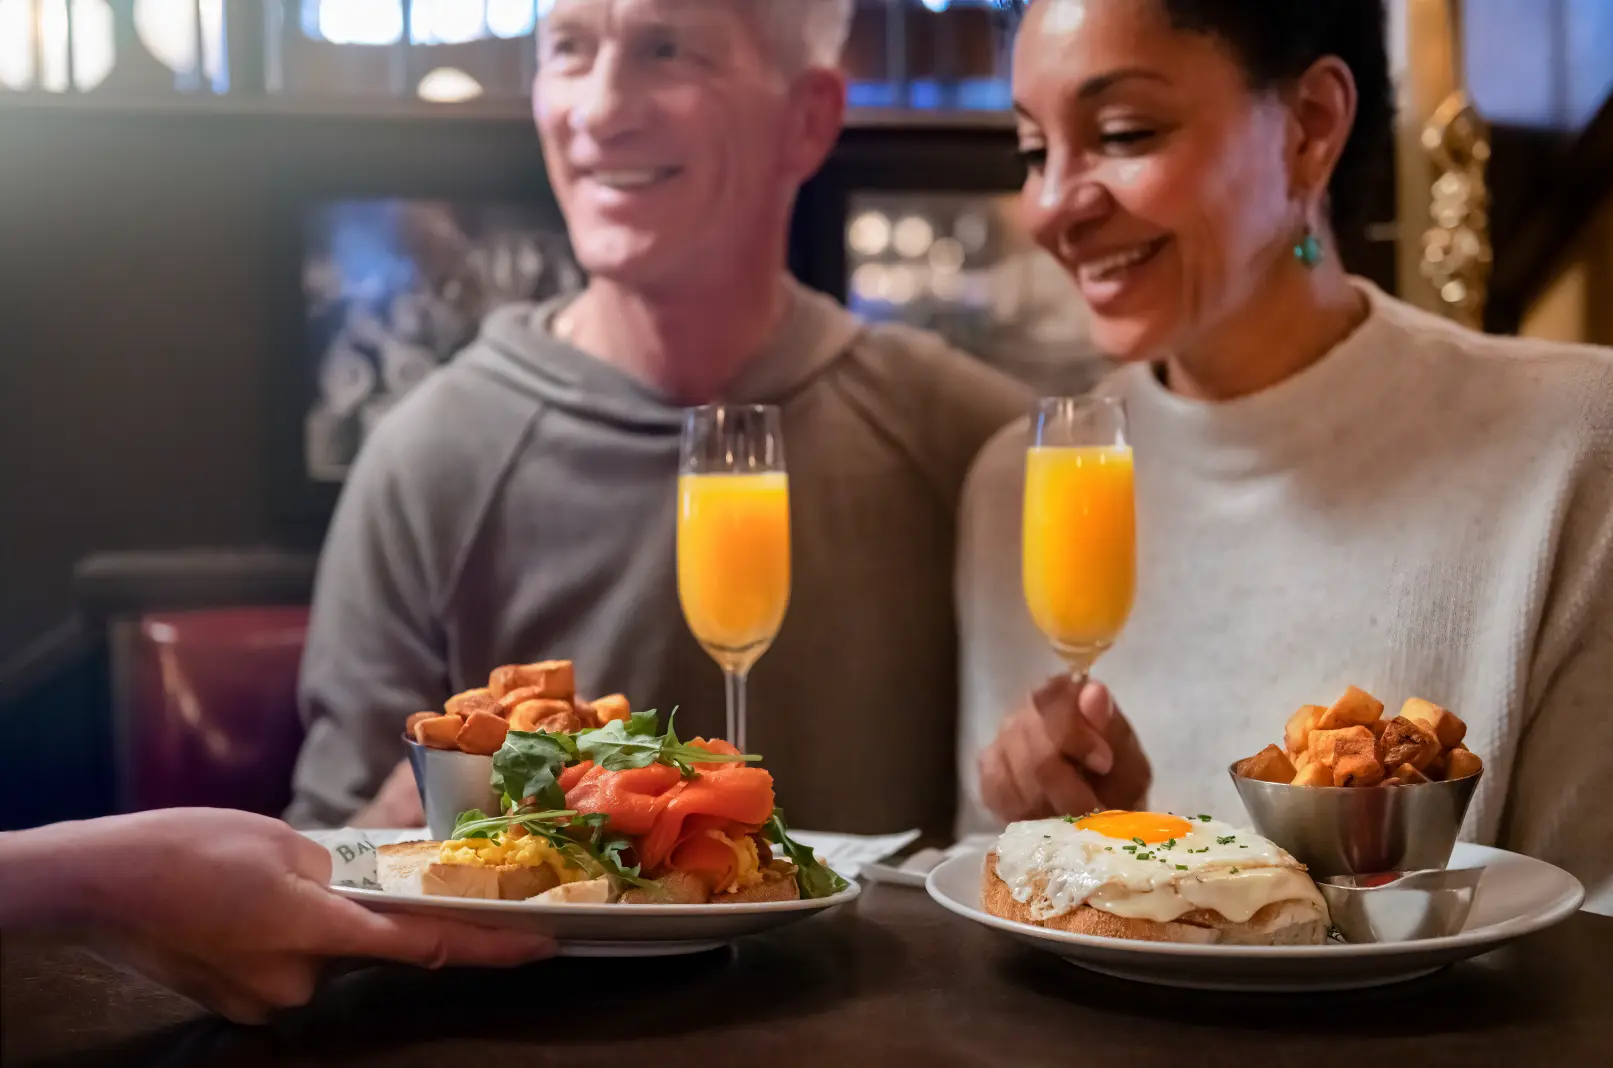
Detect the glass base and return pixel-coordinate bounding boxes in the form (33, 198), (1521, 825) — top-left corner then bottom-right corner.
(1050, 639), (1112, 681)
(700, 639), (770, 677)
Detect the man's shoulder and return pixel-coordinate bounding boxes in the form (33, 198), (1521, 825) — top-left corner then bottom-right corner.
(356, 329), (544, 481)
(840, 319), (1033, 416)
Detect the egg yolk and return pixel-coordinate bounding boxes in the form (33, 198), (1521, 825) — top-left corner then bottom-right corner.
(1073, 811), (1192, 844)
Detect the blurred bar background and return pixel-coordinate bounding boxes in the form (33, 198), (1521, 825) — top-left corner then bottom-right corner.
(0, 0), (1609, 828)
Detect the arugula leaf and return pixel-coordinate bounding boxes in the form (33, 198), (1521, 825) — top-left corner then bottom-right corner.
(575, 712), (667, 771)
(445, 807), (652, 889)
(448, 807), (578, 840)
(490, 730), (577, 811)
(765, 809), (849, 899)
(452, 808), (496, 839)
(575, 708), (759, 776)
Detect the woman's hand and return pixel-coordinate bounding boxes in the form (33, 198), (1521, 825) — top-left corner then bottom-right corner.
(4, 809), (553, 1024)
(978, 676), (1152, 822)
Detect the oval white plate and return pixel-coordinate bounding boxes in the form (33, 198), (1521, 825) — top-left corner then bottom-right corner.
(925, 843), (1583, 991)
(333, 880), (861, 958)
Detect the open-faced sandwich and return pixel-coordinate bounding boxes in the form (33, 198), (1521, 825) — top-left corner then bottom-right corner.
(379, 709), (846, 907)
(982, 810), (1329, 945)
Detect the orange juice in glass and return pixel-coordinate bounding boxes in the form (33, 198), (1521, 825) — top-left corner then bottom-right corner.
(1023, 397), (1135, 678)
(677, 472), (791, 669)
(677, 405), (789, 751)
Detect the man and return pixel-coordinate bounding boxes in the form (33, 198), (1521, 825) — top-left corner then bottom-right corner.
(286, 0), (1030, 836)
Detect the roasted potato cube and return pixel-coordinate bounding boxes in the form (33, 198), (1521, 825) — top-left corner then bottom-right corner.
(446, 688), (501, 720)
(1335, 754), (1385, 787)
(1285, 705), (1325, 756)
(404, 711), (438, 740)
(1317, 686), (1384, 731)
(1391, 762), (1431, 785)
(1400, 698), (1467, 749)
(1369, 718), (1389, 741)
(1294, 748), (1314, 771)
(509, 699), (582, 735)
(1381, 775), (1406, 787)
(456, 711), (510, 755)
(488, 661), (575, 702)
(1309, 725), (1384, 786)
(497, 686), (549, 715)
(416, 713), (464, 750)
(1379, 715), (1441, 771)
(1236, 744), (1297, 784)
(1291, 763), (1334, 787)
(590, 693), (631, 725)
(1444, 747), (1483, 780)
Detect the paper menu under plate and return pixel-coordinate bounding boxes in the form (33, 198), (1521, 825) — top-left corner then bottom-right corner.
(304, 828), (426, 889)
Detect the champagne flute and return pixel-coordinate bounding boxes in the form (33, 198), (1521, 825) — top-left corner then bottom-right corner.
(1022, 395), (1136, 681)
(677, 405), (791, 751)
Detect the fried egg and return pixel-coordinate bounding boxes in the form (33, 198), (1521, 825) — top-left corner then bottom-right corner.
(993, 810), (1325, 924)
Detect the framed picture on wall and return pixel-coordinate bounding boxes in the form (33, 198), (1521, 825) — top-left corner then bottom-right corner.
(299, 199), (583, 483)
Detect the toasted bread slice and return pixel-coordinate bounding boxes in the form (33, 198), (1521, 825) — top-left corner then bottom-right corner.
(617, 862), (803, 906)
(723, 863), (801, 904)
(375, 841), (562, 900)
(620, 871), (709, 905)
(533, 877), (615, 904)
(377, 841), (441, 895)
(423, 863), (560, 901)
(980, 852), (1327, 946)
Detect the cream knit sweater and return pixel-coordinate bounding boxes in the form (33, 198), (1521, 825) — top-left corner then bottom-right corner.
(956, 281), (1613, 915)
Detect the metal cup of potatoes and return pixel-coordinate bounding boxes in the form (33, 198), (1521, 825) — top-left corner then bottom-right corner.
(402, 660), (633, 842)
(1230, 687), (1484, 880)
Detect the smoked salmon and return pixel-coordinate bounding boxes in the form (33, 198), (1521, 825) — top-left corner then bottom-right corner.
(562, 739), (775, 874)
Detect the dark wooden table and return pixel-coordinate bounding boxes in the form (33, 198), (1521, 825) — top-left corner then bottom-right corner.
(5, 883), (1610, 1067)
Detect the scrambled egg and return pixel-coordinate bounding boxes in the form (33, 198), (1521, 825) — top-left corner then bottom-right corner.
(710, 830), (764, 894)
(438, 834), (587, 884)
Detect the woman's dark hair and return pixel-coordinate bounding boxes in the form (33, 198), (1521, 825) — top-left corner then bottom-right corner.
(1000, 1), (1395, 231)
(1158, 1), (1394, 230)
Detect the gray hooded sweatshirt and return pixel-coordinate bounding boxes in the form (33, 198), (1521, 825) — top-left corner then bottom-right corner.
(288, 278), (1031, 835)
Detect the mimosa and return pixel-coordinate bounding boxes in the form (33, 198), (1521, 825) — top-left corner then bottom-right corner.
(677, 472), (791, 673)
(1023, 445), (1136, 668)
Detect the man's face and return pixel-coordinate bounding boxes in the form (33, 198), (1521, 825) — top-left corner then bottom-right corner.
(535, 0), (841, 292)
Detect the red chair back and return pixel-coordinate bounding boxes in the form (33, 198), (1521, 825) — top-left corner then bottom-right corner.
(125, 607), (309, 815)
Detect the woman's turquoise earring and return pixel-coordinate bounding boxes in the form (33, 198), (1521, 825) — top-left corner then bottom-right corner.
(1293, 227), (1324, 268)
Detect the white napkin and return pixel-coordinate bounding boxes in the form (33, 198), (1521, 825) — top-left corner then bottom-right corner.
(860, 833), (996, 888)
(784, 829), (922, 880)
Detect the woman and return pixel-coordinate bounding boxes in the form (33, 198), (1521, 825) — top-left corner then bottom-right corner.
(957, 0), (1613, 914)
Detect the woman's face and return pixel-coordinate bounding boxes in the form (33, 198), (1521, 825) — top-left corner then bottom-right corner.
(1013, 0), (1305, 362)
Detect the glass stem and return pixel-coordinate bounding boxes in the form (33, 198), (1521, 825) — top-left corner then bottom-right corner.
(725, 668), (749, 752)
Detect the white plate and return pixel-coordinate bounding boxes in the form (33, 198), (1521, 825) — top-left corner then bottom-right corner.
(925, 843), (1583, 991)
(333, 881), (859, 957)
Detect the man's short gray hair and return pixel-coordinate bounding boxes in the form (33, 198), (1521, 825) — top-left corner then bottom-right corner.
(538, 1), (853, 76)
(758, 0), (855, 72)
